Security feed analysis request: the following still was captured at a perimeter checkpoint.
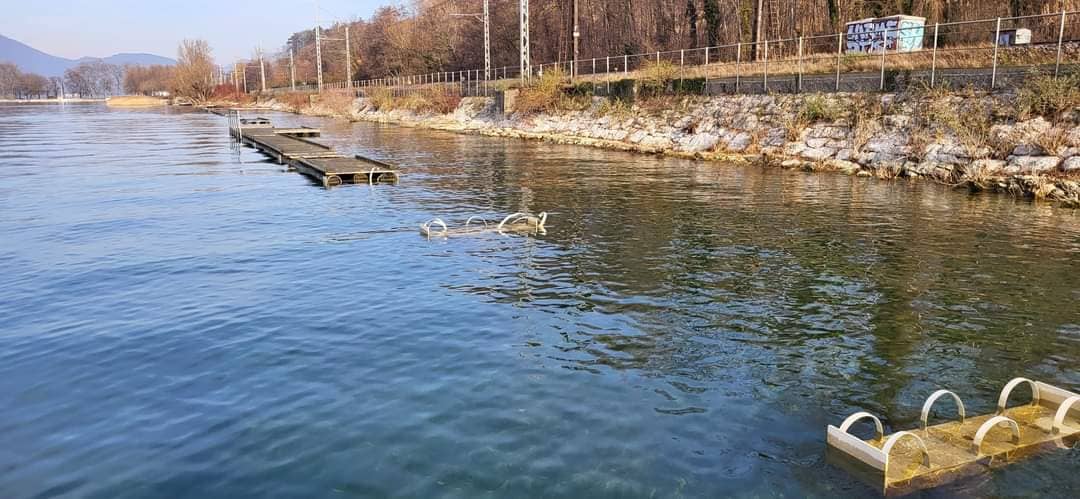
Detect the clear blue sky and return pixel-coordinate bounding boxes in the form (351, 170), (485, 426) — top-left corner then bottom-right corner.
(1, 0), (391, 63)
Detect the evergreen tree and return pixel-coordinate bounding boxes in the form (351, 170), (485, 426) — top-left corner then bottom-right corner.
(703, 0), (721, 47)
(686, 0), (699, 47)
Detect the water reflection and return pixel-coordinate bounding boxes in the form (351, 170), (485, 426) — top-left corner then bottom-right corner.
(0, 104), (1077, 498)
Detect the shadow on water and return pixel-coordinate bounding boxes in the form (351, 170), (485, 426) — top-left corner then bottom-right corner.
(0, 104), (1078, 498)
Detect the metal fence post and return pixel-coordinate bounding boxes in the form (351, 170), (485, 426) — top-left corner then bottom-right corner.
(835, 33), (843, 92)
(680, 49), (685, 85)
(606, 56), (611, 95)
(991, 17), (1001, 89)
(705, 46), (710, 65)
(763, 40), (769, 93)
(735, 42), (742, 93)
(879, 31), (888, 91)
(1056, 10), (1067, 77)
(624, 54), (629, 75)
(797, 35), (804, 93)
(657, 51), (661, 65)
(931, 23), (939, 88)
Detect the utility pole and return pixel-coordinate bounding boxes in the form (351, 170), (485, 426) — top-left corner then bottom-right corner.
(258, 48), (266, 92)
(345, 25), (352, 88)
(315, 0), (324, 91)
(483, 0), (491, 80)
(755, 0), (764, 60)
(290, 46), (296, 91)
(450, 1), (491, 80)
(572, 0), (579, 78)
(520, 0), (530, 80)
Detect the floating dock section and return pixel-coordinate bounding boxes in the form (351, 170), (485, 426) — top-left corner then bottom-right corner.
(221, 110), (398, 188)
(827, 378), (1080, 494)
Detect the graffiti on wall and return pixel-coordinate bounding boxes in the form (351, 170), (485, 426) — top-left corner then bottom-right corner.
(845, 17), (926, 53)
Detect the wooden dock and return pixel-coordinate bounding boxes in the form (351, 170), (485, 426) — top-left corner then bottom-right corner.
(223, 114), (399, 188)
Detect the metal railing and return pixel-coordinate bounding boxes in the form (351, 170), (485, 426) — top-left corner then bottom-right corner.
(268, 10), (1079, 97)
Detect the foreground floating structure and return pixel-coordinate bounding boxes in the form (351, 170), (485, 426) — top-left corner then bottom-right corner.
(827, 378), (1080, 495)
(221, 110), (399, 188)
(420, 213), (548, 238)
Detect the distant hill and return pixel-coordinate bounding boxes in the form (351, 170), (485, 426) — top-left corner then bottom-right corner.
(0, 34), (175, 76)
(79, 53), (177, 67)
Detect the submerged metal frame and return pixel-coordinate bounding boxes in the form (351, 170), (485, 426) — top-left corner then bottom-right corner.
(827, 378), (1080, 493)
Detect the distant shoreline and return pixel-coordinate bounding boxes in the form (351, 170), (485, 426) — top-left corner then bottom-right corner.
(0, 99), (106, 105)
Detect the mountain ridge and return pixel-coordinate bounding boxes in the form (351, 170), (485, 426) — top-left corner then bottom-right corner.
(0, 34), (175, 76)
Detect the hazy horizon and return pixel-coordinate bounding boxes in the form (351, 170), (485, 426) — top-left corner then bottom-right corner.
(1, 0), (388, 63)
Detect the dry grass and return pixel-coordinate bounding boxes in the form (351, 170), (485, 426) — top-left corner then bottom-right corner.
(366, 87), (396, 111)
(598, 98), (634, 118)
(1034, 126), (1070, 156)
(911, 83), (995, 158)
(278, 92), (314, 110)
(106, 95), (167, 107)
(516, 68), (568, 115)
(514, 68), (597, 115)
(1016, 70), (1080, 122)
(638, 60), (679, 96)
(317, 91), (356, 116)
(848, 94), (884, 151)
(363, 86), (462, 114)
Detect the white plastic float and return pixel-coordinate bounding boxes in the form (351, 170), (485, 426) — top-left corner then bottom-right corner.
(420, 212), (548, 239)
(827, 378), (1080, 494)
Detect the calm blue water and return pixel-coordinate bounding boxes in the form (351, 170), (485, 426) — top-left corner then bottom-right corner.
(1, 103), (1078, 498)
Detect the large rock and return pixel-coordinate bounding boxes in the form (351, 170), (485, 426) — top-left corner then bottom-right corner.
(800, 147), (836, 161)
(968, 159), (1007, 175)
(1006, 155), (1062, 173)
(1067, 126), (1080, 147)
(681, 133), (720, 152)
(726, 132), (753, 152)
(923, 143), (963, 165)
(1012, 144), (1043, 156)
(826, 159), (862, 175)
(1063, 156), (1080, 172)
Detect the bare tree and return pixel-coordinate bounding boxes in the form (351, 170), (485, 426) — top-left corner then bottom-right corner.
(173, 39), (215, 103)
(0, 63), (18, 98)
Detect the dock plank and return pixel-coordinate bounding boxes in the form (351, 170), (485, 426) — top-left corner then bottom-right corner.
(224, 117), (399, 188)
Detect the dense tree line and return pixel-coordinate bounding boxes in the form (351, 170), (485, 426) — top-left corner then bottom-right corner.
(259, 0), (1078, 87)
(123, 64), (175, 95)
(62, 61), (125, 98)
(0, 63), (54, 99)
(1, 60), (178, 99)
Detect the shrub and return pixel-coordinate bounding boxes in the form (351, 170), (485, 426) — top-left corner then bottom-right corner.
(672, 77), (706, 95)
(609, 79), (636, 102)
(317, 91), (356, 117)
(638, 60), (678, 97)
(598, 98), (634, 118)
(362, 86), (461, 115)
(1016, 70), (1080, 122)
(798, 95), (844, 123)
(366, 87), (396, 111)
(516, 68), (567, 115)
(418, 87), (462, 114)
(848, 94), (884, 151)
(278, 91), (313, 110)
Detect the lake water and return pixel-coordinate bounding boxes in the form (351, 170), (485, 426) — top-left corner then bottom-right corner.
(1, 103), (1078, 498)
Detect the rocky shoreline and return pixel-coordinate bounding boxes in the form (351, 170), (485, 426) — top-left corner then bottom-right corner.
(237, 90), (1080, 207)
